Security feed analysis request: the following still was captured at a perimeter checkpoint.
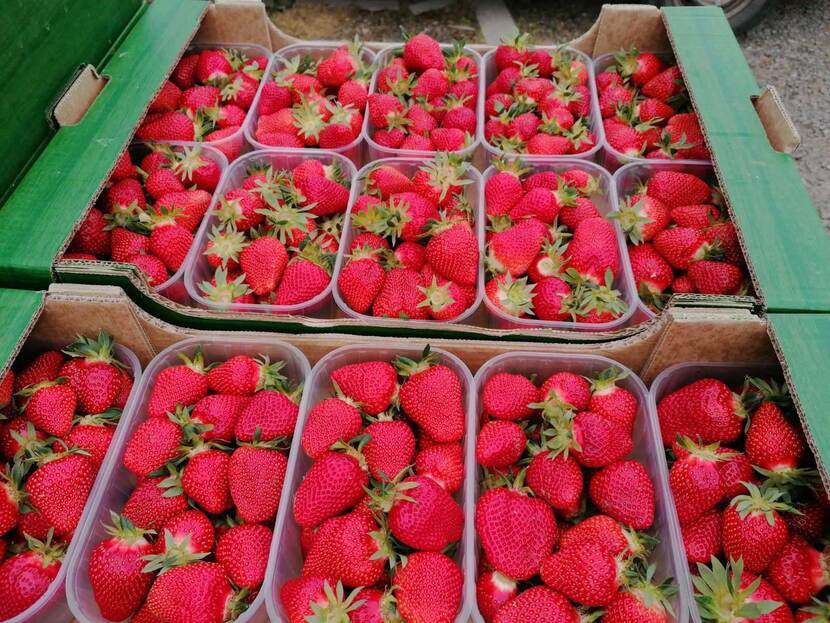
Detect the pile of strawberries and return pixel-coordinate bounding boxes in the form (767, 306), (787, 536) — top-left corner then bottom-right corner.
(367, 33), (479, 152)
(475, 366), (674, 622)
(613, 169), (747, 311)
(137, 48), (266, 160)
(598, 48), (710, 160)
(66, 144), (220, 287)
(251, 42), (371, 149)
(280, 348), (466, 623)
(86, 349), (301, 622)
(0, 333), (133, 619)
(483, 160), (627, 324)
(483, 34), (597, 156)
(337, 154), (480, 320)
(658, 374), (829, 621)
(197, 157), (350, 308)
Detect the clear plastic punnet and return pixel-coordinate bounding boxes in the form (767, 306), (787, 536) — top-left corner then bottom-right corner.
(5, 344), (141, 623)
(613, 160), (719, 320)
(332, 156), (485, 326)
(244, 43), (376, 167)
(66, 336), (311, 623)
(264, 343), (476, 623)
(472, 352), (689, 623)
(183, 148), (358, 318)
(480, 158), (639, 331)
(363, 44), (484, 162)
(649, 361), (780, 623)
(477, 46), (603, 166)
(593, 52), (711, 172)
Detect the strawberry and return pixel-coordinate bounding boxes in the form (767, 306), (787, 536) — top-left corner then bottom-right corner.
(786, 495), (830, 543)
(525, 451), (583, 517)
(767, 536), (829, 604)
(299, 174), (350, 217)
(603, 566), (676, 623)
(415, 442), (464, 494)
(145, 561), (243, 623)
(396, 349), (465, 443)
(330, 360), (397, 415)
(425, 218), (479, 286)
(612, 194), (670, 244)
(745, 398), (805, 473)
(145, 167), (185, 199)
(539, 371), (591, 410)
(71, 208), (111, 257)
(89, 512), (156, 621)
(477, 570), (518, 623)
(669, 437), (731, 525)
(642, 65), (684, 101)
(215, 523), (271, 589)
(123, 413), (184, 477)
(533, 277), (572, 321)
(274, 243), (333, 306)
(25, 451), (95, 537)
(302, 397), (362, 459)
(629, 242), (674, 306)
(546, 410), (632, 468)
(147, 350), (209, 419)
(647, 171), (712, 208)
(688, 260), (743, 294)
(153, 509), (215, 557)
(589, 459), (655, 529)
(234, 388), (299, 441)
(280, 577), (363, 623)
(1, 419), (46, 461)
(0, 532), (64, 619)
(228, 439), (287, 523)
(18, 381), (76, 437)
(657, 377), (746, 445)
(485, 160), (528, 216)
(723, 482), (793, 573)
(482, 373), (538, 421)
(0, 463), (24, 536)
(558, 514), (640, 558)
(293, 451), (368, 527)
(394, 552), (462, 623)
(476, 420), (526, 468)
(402, 33), (445, 72)
(363, 419), (415, 481)
(206, 354), (286, 396)
(475, 485), (557, 580)
(122, 475), (188, 531)
(564, 217), (620, 283)
(149, 224), (193, 272)
(130, 255), (169, 286)
(64, 413), (118, 468)
(181, 447), (233, 514)
(487, 217), (547, 277)
(587, 367), (638, 433)
(682, 508), (723, 564)
(541, 541), (623, 606)
(494, 586), (578, 623)
(338, 250), (386, 315)
(136, 111), (196, 142)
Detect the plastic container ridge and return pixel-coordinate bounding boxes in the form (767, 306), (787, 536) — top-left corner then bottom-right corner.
(66, 336), (311, 623)
(264, 343), (476, 623)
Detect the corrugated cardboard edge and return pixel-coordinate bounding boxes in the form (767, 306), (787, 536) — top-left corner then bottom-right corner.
(53, 65), (108, 128)
(571, 3), (671, 56)
(753, 85), (801, 154)
(0, 296), (45, 381)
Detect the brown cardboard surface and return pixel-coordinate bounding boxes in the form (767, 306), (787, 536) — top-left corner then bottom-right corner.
(53, 65), (108, 128)
(195, 1), (274, 48)
(753, 85), (801, 154)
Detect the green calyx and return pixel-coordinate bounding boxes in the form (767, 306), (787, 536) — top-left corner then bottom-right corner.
(730, 481), (796, 525)
(105, 510), (155, 544)
(493, 273), (536, 317)
(586, 366), (629, 394)
(171, 146), (209, 182)
(25, 529), (66, 568)
(393, 345), (439, 378)
(418, 152), (472, 202)
(204, 225), (248, 267)
(63, 330), (121, 367)
(351, 198), (412, 245)
(200, 267), (253, 304)
(141, 529), (209, 574)
(609, 196), (655, 245)
(693, 557), (783, 621)
(306, 580), (366, 623)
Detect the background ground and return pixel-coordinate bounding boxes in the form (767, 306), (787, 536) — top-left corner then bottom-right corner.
(271, 0), (830, 228)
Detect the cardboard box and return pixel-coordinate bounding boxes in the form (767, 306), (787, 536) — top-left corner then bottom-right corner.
(1, 2), (826, 344)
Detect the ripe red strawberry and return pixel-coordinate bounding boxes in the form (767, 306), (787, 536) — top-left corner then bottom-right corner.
(475, 486), (557, 580)
(0, 532), (64, 619)
(293, 451), (368, 528)
(539, 371), (591, 410)
(153, 509), (215, 558)
(786, 495), (830, 543)
(564, 217), (620, 283)
(0, 463), (24, 536)
(394, 552), (462, 623)
(657, 377), (746, 445)
(215, 523), (271, 589)
(147, 350), (209, 418)
(71, 209), (111, 257)
(717, 448), (756, 501)
(216, 188), (266, 231)
(302, 511), (388, 589)
(587, 367), (638, 433)
(722, 482), (793, 574)
(487, 217), (547, 277)
(149, 223), (193, 272)
(338, 248), (386, 314)
(482, 373), (538, 421)
(299, 175), (350, 217)
(363, 419), (415, 481)
(629, 242), (673, 304)
(402, 33), (445, 72)
(281, 577), (365, 623)
(642, 65), (684, 101)
(274, 245), (333, 306)
(330, 360), (397, 415)
(145, 561), (242, 623)
(767, 536), (829, 604)
(496, 587), (579, 623)
(613, 195), (670, 244)
(669, 437), (730, 525)
(603, 569), (676, 623)
(476, 420), (526, 468)
(589, 459), (655, 529)
(130, 254), (169, 286)
(206, 354), (286, 396)
(19, 381), (76, 437)
(228, 440), (287, 523)
(62, 413), (117, 469)
(396, 350), (465, 443)
(122, 475), (189, 531)
(14, 351), (63, 393)
(526, 451), (583, 517)
(181, 447), (232, 514)
(136, 111), (196, 142)
(415, 442), (464, 494)
(647, 171), (712, 208)
(110, 227), (148, 262)
(190, 393), (248, 442)
(477, 570), (518, 623)
(485, 161), (527, 216)
(682, 508), (723, 564)
(541, 541), (622, 606)
(687, 260), (743, 294)
(123, 414), (184, 477)
(745, 399), (805, 473)
(532, 277), (571, 321)
(25, 451), (95, 537)
(549, 410), (633, 469)
(234, 388), (299, 442)
(89, 512), (156, 621)
(425, 218), (479, 286)
(302, 397), (362, 459)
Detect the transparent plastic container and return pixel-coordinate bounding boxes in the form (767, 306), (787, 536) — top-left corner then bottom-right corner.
(332, 156), (485, 326)
(472, 352), (689, 623)
(613, 160), (718, 321)
(244, 43), (376, 168)
(66, 336), (311, 623)
(183, 148), (358, 318)
(649, 361), (779, 623)
(166, 42), (274, 162)
(363, 44), (483, 162)
(264, 343), (476, 623)
(477, 46), (603, 165)
(480, 158), (639, 331)
(593, 52), (711, 172)
(5, 344), (141, 623)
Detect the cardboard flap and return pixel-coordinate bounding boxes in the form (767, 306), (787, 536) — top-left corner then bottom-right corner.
(753, 84), (801, 155)
(571, 3), (671, 56)
(53, 65), (109, 127)
(195, 1), (273, 49)
(663, 7), (830, 313)
(0, 289), (46, 378)
(0, 0), (207, 290)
